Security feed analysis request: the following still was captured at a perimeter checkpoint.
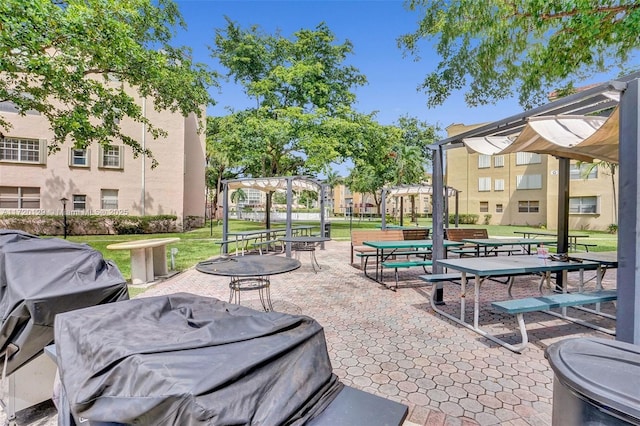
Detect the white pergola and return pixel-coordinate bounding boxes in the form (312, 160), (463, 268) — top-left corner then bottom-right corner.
(221, 176), (327, 257)
(429, 71), (640, 344)
(380, 183), (460, 228)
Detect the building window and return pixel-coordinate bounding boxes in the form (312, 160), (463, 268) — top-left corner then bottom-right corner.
(570, 196), (598, 214)
(101, 189), (118, 209)
(0, 100), (40, 115)
(494, 179), (505, 191)
(0, 186), (40, 208)
(518, 200), (540, 213)
(73, 194), (87, 210)
(478, 177), (491, 192)
(98, 145), (123, 169)
(570, 163), (598, 180)
(480, 201), (489, 213)
(0, 137), (46, 164)
(516, 152), (541, 165)
(70, 148), (90, 167)
(516, 174), (542, 189)
(496, 203), (503, 213)
(478, 154), (491, 168)
(494, 155), (504, 167)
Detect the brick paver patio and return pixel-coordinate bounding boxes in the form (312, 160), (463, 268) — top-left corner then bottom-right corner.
(4, 240), (617, 426)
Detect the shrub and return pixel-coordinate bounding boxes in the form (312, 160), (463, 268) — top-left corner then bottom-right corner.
(483, 214), (492, 225)
(448, 214), (479, 225)
(0, 214), (179, 235)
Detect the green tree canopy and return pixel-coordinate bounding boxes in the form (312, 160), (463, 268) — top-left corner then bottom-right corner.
(399, 1), (640, 108)
(0, 0), (214, 167)
(210, 18), (367, 177)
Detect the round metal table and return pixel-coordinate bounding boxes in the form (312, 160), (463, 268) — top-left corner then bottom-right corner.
(279, 236), (331, 273)
(196, 255), (301, 311)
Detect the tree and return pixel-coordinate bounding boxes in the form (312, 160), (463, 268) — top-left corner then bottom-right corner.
(393, 115), (438, 222)
(230, 188), (247, 219)
(399, 1), (640, 108)
(323, 170), (343, 216)
(210, 19), (367, 177)
(0, 0), (214, 167)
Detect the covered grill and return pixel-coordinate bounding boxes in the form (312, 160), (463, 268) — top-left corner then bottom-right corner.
(54, 293), (344, 425)
(0, 230), (129, 417)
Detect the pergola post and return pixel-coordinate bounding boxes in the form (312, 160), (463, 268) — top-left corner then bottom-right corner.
(431, 145), (445, 304)
(617, 78), (640, 344)
(222, 182), (229, 255)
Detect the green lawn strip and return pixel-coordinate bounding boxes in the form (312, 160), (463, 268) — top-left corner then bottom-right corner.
(65, 219), (617, 291)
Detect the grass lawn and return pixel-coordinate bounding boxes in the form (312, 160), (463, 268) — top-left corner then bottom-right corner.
(66, 218), (618, 297)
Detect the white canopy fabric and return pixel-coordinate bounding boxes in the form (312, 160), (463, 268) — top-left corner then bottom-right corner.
(463, 136), (515, 155)
(384, 184), (458, 197)
(226, 177), (322, 192)
(462, 107), (619, 164)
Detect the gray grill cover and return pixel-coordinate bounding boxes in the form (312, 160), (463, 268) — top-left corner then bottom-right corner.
(54, 293), (343, 425)
(0, 230), (129, 375)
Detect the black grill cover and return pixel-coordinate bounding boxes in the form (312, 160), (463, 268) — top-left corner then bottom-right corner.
(0, 230), (129, 375)
(54, 293), (343, 425)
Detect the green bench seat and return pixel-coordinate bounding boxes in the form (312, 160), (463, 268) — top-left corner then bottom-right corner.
(419, 273), (463, 284)
(381, 260), (433, 291)
(251, 239), (283, 254)
(490, 290), (617, 352)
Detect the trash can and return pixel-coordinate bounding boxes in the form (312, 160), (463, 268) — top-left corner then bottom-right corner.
(545, 337), (640, 426)
(323, 222), (331, 238)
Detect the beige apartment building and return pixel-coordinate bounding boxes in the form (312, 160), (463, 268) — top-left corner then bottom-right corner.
(0, 90), (206, 229)
(445, 124), (617, 231)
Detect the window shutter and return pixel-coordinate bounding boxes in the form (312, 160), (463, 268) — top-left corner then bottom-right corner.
(39, 139), (47, 165)
(98, 146), (104, 167)
(86, 148), (91, 167)
(119, 147), (124, 169)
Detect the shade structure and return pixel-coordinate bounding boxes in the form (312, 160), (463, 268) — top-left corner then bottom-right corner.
(380, 183), (459, 229)
(429, 71), (640, 345)
(462, 107), (620, 164)
(226, 177), (322, 193)
(221, 176), (327, 257)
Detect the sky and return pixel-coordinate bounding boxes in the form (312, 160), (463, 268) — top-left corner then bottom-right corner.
(172, 0), (637, 172)
(173, 0), (526, 130)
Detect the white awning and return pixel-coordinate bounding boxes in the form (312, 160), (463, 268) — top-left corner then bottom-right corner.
(461, 108), (619, 164)
(463, 136), (514, 155)
(384, 184), (458, 197)
(225, 177), (322, 192)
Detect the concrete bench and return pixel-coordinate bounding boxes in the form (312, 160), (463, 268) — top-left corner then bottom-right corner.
(491, 290), (617, 351)
(382, 260), (433, 291)
(107, 237), (180, 284)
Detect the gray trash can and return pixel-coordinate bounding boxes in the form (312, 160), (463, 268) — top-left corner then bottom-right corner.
(545, 337), (640, 426)
(323, 222), (331, 238)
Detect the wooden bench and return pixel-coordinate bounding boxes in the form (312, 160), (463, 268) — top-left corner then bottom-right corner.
(382, 260), (433, 290)
(445, 228), (520, 257)
(350, 229), (404, 267)
(491, 290), (617, 351)
(401, 228), (430, 240)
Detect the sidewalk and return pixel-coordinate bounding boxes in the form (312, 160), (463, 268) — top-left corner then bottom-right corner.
(4, 240), (617, 425)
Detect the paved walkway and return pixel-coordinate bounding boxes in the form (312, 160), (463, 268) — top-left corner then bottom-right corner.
(4, 240), (617, 425)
